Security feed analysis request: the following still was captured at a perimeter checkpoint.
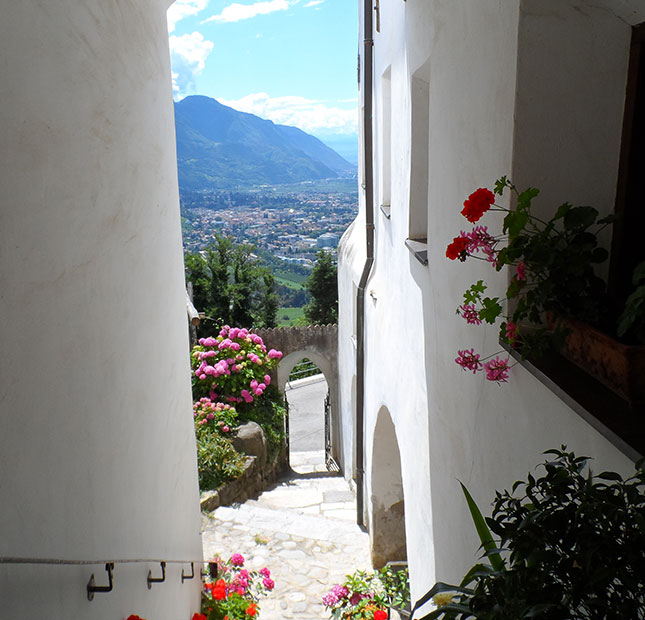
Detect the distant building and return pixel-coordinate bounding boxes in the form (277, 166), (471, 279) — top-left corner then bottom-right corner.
(317, 232), (340, 248)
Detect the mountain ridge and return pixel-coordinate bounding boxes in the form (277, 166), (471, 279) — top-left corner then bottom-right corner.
(174, 95), (355, 192)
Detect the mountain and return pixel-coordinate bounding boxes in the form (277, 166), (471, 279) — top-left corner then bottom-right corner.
(174, 95), (355, 191)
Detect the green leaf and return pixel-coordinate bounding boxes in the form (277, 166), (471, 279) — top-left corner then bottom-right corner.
(493, 176), (509, 196)
(516, 187), (539, 212)
(459, 482), (505, 572)
(506, 277), (521, 299)
(503, 211), (529, 238)
(563, 206), (599, 231)
(552, 202), (572, 220)
(479, 297), (502, 324)
(633, 261), (645, 286)
(590, 247), (608, 263)
(463, 280), (487, 304)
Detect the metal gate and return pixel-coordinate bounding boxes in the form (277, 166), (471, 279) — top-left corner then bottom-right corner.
(324, 389), (339, 472)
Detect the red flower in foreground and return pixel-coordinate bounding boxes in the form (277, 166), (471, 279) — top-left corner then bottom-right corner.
(446, 236), (469, 260)
(461, 187), (495, 223)
(246, 603), (258, 616)
(192, 614), (207, 620)
(374, 610), (388, 620)
(126, 616), (146, 620)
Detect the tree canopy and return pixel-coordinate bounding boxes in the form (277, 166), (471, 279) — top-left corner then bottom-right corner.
(304, 250), (338, 325)
(185, 234), (278, 331)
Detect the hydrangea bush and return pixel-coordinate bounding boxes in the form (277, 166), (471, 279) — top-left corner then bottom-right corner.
(191, 326), (283, 405)
(201, 554), (275, 620)
(194, 398), (238, 436)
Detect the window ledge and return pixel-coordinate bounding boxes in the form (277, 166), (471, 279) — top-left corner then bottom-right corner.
(380, 204), (391, 219)
(405, 238), (428, 265)
(504, 344), (644, 462)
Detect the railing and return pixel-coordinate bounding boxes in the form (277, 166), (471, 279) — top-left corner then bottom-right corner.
(0, 557), (209, 601)
(288, 358), (321, 382)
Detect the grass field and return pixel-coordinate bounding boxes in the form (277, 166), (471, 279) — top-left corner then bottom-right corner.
(278, 306), (305, 326)
(274, 271), (307, 288)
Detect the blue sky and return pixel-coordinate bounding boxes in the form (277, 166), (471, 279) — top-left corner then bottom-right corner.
(168, 0), (359, 152)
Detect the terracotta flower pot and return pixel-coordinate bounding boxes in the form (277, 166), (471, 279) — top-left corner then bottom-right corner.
(548, 315), (645, 405)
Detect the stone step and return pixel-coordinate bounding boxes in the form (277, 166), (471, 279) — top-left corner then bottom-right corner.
(211, 502), (364, 547)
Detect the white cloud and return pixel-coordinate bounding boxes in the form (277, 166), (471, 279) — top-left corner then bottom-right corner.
(167, 0), (209, 33)
(202, 0), (291, 24)
(217, 92), (358, 135)
(169, 32), (214, 98)
(304, 0), (324, 7)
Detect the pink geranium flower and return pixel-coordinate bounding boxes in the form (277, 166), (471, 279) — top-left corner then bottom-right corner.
(484, 356), (511, 383)
(455, 349), (483, 373)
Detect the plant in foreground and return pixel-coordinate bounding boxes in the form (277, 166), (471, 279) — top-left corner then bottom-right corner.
(323, 566), (409, 619)
(447, 178), (614, 383)
(419, 447), (645, 619)
(201, 553), (274, 620)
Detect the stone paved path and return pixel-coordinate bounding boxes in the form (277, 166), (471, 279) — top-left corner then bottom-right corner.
(201, 450), (371, 619)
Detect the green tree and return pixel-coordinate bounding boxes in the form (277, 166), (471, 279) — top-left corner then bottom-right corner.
(259, 272), (279, 329)
(184, 234), (278, 329)
(304, 250), (338, 325)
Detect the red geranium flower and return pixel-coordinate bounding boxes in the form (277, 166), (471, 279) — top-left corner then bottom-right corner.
(461, 187), (495, 223)
(446, 236), (469, 260)
(246, 603), (258, 616)
(374, 610), (388, 620)
(192, 614), (207, 620)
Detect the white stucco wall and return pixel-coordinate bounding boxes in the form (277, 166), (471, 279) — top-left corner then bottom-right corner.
(0, 1), (202, 617)
(338, 0), (645, 608)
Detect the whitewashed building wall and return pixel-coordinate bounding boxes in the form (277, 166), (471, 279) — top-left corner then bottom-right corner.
(338, 0), (645, 605)
(0, 1), (202, 617)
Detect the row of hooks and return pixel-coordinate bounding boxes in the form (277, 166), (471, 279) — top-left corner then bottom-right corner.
(87, 562), (211, 601)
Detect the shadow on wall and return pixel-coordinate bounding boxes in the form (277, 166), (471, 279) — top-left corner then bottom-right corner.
(370, 406), (407, 567)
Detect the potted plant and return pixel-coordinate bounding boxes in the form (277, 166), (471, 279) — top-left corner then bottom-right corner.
(417, 448), (645, 619)
(200, 553), (275, 620)
(322, 565), (410, 620)
(447, 178), (645, 402)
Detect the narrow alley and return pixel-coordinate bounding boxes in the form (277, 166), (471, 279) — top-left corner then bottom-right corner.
(200, 378), (371, 619)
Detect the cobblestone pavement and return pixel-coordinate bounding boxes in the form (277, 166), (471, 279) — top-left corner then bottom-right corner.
(201, 450), (371, 619)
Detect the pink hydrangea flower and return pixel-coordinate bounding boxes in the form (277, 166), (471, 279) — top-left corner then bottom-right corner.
(230, 553), (244, 566)
(455, 349), (483, 373)
(264, 375), (271, 385)
(268, 349), (282, 360)
(484, 356), (510, 383)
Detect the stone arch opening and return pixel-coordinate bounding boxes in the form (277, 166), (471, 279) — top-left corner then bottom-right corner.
(370, 406), (407, 567)
(279, 350), (330, 473)
(253, 326), (340, 472)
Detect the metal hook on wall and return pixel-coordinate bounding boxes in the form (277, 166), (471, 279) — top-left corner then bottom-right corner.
(87, 562), (114, 601)
(147, 561), (166, 589)
(181, 562), (195, 583)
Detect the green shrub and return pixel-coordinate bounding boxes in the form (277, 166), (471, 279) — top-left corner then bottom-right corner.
(238, 385), (286, 463)
(197, 432), (246, 491)
(423, 448), (645, 620)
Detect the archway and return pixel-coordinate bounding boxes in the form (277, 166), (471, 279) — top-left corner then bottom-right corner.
(253, 325), (341, 471)
(370, 406), (407, 567)
(280, 352), (329, 473)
